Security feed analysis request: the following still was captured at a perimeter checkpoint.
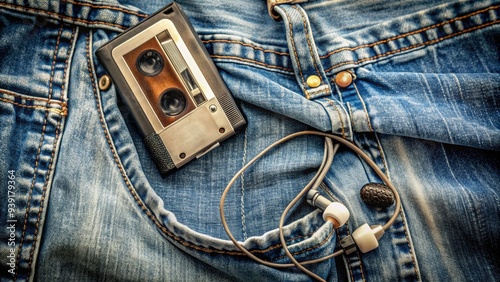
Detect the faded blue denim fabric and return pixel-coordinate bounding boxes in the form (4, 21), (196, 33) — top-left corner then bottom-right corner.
(0, 0), (499, 281)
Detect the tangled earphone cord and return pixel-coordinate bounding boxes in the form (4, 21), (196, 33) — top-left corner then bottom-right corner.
(219, 131), (402, 281)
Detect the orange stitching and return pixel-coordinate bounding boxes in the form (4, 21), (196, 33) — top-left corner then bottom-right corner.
(336, 226), (367, 281)
(356, 241), (366, 281)
(0, 98), (67, 115)
(61, 0), (148, 18)
(274, 226), (335, 261)
(0, 3), (128, 30)
(305, 86), (330, 99)
(50, 26), (63, 100)
(320, 5), (500, 59)
(335, 228), (355, 281)
(326, 98), (346, 138)
(27, 108), (63, 276)
(325, 19), (500, 73)
(229, 229), (320, 257)
(292, 5), (322, 83)
(60, 26), (76, 100)
(14, 24), (63, 280)
(211, 54), (293, 72)
(14, 110), (47, 281)
(352, 115), (408, 279)
(283, 7), (307, 97)
(399, 209), (421, 280)
(202, 39), (290, 56)
(0, 89), (64, 104)
(26, 23), (67, 277)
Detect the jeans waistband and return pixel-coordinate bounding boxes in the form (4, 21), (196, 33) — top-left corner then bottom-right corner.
(0, 0), (150, 31)
(1, 0), (499, 75)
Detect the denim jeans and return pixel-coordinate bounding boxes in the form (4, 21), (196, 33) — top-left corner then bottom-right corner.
(1, 0), (499, 281)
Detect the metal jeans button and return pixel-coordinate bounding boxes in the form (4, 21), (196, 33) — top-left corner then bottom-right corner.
(98, 74), (112, 91)
(335, 71), (353, 88)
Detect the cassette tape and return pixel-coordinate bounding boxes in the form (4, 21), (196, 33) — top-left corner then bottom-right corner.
(96, 3), (246, 175)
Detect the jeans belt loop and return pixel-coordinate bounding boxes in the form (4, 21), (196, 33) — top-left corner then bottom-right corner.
(267, 0), (308, 21)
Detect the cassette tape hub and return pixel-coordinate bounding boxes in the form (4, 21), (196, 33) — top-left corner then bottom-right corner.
(96, 3), (246, 175)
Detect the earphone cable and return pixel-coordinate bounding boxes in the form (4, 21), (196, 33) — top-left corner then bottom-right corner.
(278, 137), (338, 281)
(219, 131), (402, 280)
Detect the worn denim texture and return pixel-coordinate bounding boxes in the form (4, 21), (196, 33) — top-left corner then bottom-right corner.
(0, 0), (499, 281)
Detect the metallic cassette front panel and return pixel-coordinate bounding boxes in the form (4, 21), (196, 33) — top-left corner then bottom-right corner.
(111, 19), (218, 134)
(159, 98), (233, 166)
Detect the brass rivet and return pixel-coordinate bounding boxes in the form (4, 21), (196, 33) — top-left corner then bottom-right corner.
(98, 74), (112, 91)
(335, 71), (353, 88)
(306, 75), (321, 88)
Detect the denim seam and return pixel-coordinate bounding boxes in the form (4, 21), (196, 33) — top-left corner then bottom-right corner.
(203, 39), (294, 74)
(346, 101), (353, 127)
(63, 0), (148, 18)
(211, 54), (293, 73)
(320, 5), (500, 59)
(306, 86), (330, 99)
(14, 23), (64, 280)
(324, 20), (500, 73)
(400, 209), (420, 281)
(202, 39), (290, 57)
(0, 97), (67, 115)
(206, 6), (500, 77)
(48, 26), (64, 101)
(371, 133), (389, 178)
(292, 5), (322, 84)
(350, 76), (420, 277)
(240, 126), (248, 240)
(14, 111), (47, 281)
(325, 98), (346, 138)
(325, 175), (366, 281)
(282, 7), (308, 99)
(27, 23), (73, 279)
(60, 26), (77, 101)
(250, 229), (318, 255)
(27, 108), (63, 278)
(0, 89), (65, 104)
(0, 3), (129, 30)
(335, 226), (366, 282)
(347, 226), (368, 282)
(14, 108), (47, 280)
(273, 226), (335, 262)
(320, 183), (340, 203)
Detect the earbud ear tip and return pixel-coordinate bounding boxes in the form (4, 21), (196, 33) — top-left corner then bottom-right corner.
(323, 202), (350, 228)
(352, 223), (383, 253)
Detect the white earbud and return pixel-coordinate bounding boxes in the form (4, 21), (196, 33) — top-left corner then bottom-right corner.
(351, 223), (384, 253)
(307, 189), (386, 254)
(307, 190), (349, 228)
(323, 202), (350, 228)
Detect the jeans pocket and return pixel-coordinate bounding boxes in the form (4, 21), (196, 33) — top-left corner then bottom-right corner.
(0, 88), (67, 281)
